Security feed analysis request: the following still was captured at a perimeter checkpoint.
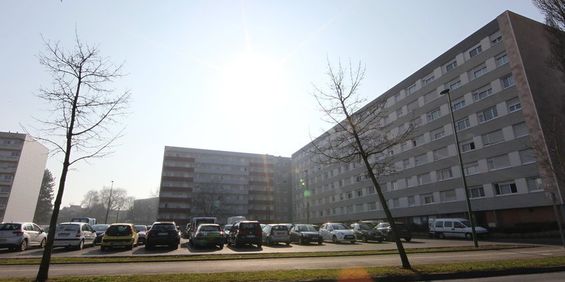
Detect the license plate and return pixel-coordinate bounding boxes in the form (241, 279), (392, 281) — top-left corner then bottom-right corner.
(58, 233), (70, 237)
(275, 232), (286, 236)
(158, 232), (167, 236)
(246, 235), (255, 238)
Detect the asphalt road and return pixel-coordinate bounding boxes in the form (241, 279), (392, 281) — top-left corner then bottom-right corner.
(0, 238), (536, 258)
(1, 245), (563, 278)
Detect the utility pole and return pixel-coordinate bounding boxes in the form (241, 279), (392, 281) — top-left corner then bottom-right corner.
(104, 180), (114, 224)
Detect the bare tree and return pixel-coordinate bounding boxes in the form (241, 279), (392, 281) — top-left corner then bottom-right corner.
(99, 187), (129, 222)
(533, 0), (565, 77)
(311, 60), (413, 268)
(35, 34), (130, 282)
(81, 190), (100, 210)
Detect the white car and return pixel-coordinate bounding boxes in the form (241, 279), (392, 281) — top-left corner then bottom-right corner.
(429, 218), (488, 239)
(319, 223), (356, 243)
(0, 222), (47, 251)
(53, 222), (97, 250)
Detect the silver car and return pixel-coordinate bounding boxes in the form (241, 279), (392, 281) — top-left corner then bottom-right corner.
(53, 222), (97, 250)
(0, 222), (47, 251)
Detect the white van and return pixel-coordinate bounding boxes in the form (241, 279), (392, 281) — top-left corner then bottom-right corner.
(429, 218), (488, 239)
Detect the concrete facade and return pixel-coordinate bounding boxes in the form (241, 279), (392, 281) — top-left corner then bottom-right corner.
(0, 132), (48, 222)
(157, 147), (291, 226)
(291, 11), (564, 230)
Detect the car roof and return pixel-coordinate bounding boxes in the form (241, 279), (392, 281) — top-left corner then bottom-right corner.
(198, 224), (220, 227)
(59, 222), (85, 225)
(152, 221), (176, 225)
(109, 223), (134, 226)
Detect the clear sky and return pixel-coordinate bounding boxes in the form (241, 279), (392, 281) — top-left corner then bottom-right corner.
(0, 1), (544, 207)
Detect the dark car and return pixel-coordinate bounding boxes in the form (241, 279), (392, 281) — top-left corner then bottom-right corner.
(376, 222), (412, 242)
(290, 224), (322, 245)
(351, 223), (384, 242)
(227, 221), (262, 248)
(190, 224), (224, 249)
(91, 224), (109, 245)
(145, 222), (180, 250)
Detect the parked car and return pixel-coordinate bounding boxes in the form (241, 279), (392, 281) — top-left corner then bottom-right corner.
(351, 222), (384, 242)
(0, 222), (47, 251)
(53, 222), (96, 250)
(101, 223), (139, 251)
(228, 220), (262, 248)
(376, 222), (412, 242)
(289, 224), (322, 245)
(429, 218), (488, 239)
(92, 224), (109, 245)
(319, 223), (355, 244)
(145, 221), (180, 250)
(190, 224), (224, 249)
(223, 224), (233, 240)
(135, 225), (148, 245)
(262, 224), (290, 246)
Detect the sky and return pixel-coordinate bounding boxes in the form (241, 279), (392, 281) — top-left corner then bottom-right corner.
(0, 1), (545, 207)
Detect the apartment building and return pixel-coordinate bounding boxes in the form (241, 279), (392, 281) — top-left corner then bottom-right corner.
(292, 11), (565, 230)
(0, 132), (48, 222)
(157, 146), (291, 226)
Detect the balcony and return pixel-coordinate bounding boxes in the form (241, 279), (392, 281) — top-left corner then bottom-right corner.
(0, 155), (19, 162)
(0, 192), (9, 198)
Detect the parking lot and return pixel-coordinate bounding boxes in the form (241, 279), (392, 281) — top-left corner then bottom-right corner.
(0, 238), (520, 258)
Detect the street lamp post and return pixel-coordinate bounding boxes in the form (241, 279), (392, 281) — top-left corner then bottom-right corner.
(440, 88), (479, 248)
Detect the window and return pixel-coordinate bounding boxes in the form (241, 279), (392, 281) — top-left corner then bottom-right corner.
(445, 60), (457, 72)
(356, 189), (363, 197)
(437, 167), (453, 181)
(501, 74), (515, 88)
(368, 202), (377, 210)
(464, 162), (479, 175)
(494, 181), (518, 195)
(426, 108), (441, 122)
(411, 116), (422, 127)
(408, 196), (416, 206)
(482, 129), (504, 145)
(452, 97), (466, 110)
(471, 64), (487, 79)
(423, 74), (435, 85)
(448, 79), (462, 91)
(520, 149), (537, 164)
(407, 84), (417, 95)
(472, 85), (493, 101)
(392, 198), (400, 208)
(433, 147), (449, 160)
(415, 153), (428, 166)
(417, 173), (431, 185)
(487, 154), (511, 170)
(477, 106), (498, 123)
(400, 142), (408, 152)
(422, 193), (435, 204)
(491, 32), (502, 45)
(424, 91), (439, 104)
(402, 159), (410, 169)
(469, 186), (485, 198)
(495, 52), (508, 66)
(455, 117), (471, 131)
(440, 189), (456, 202)
(431, 127), (445, 140)
(469, 45), (482, 57)
(513, 122), (528, 137)
(527, 177), (542, 192)
(396, 108), (404, 117)
(413, 134), (425, 146)
(507, 97), (522, 113)
(407, 100), (419, 112)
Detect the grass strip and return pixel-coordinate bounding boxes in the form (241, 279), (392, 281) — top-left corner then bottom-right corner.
(0, 244), (531, 265)
(2, 255), (565, 282)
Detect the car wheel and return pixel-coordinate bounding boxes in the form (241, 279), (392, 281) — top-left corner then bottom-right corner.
(218, 244), (224, 250)
(172, 244), (178, 250)
(257, 243), (262, 248)
(145, 244), (152, 250)
(19, 239), (28, 252)
(350, 241), (355, 244)
(298, 237), (304, 245)
(266, 237), (272, 246)
(332, 235), (337, 243)
(363, 236), (368, 243)
(39, 238), (46, 248)
(77, 240), (84, 250)
(286, 241), (290, 246)
(405, 237), (412, 242)
(465, 233), (472, 240)
(318, 240), (323, 245)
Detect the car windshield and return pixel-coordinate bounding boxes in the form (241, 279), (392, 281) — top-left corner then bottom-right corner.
(105, 225), (132, 236)
(240, 223), (258, 230)
(135, 225), (147, 232)
(460, 220), (471, 227)
(224, 224), (232, 231)
(199, 225), (220, 232)
(0, 223), (21, 231)
(358, 224), (372, 230)
(296, 225), (317, 232)
(57, 224), (79, 232)
(152, 224), (175, 231)
(92, 225), (109, 231)
(272, 225), (288, 231)
(330, 224), (348, 230)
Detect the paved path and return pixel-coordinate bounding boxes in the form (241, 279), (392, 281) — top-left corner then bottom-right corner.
(2, 245), (564, 278)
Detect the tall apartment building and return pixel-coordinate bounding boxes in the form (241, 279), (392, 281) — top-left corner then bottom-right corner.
(157, 146), (291, 226)
(0, 132), (48, 222)
(292, 11), (565, 230)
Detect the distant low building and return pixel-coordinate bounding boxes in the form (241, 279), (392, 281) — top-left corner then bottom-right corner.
(132, 197), (158, 225)
(0, 132), (48, 222)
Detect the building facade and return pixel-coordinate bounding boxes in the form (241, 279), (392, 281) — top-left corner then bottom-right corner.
(292, 11), (565, 231)
(0, 132), (48, 222)
(157, 146), (291, 226)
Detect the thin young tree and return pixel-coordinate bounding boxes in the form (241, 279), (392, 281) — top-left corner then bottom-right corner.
(311, 60), (413, 268)
(35, 35), (130, 282)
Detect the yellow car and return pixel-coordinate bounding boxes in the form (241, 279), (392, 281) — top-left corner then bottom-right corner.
(100, 223), (138, 251)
